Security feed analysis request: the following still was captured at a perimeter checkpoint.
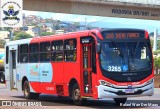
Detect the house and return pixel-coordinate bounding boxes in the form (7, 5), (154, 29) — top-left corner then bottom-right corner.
(26, 26), (41, 37)
(0, 31), (10, 40)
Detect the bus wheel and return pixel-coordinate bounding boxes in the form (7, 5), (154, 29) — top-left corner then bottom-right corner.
(0, 73), (5, 83)
(114, 98), (127, 105)
(23, 81), (39, 99)
(72, 84), (83, 105)
(23, 81), (31, 99)
(31, 93), (39, 99)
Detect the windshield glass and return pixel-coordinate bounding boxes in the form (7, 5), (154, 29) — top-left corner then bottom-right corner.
(100, 41), (151, 72)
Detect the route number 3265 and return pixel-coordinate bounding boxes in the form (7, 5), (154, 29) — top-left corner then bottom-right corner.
(108, 66), (121, 72)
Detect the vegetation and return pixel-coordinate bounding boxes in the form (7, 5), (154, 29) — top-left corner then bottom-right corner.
(154, 50), (160, 55)
(150, 39), (160, 50)
(13, 32), (32, 40)
(154, 57), (160, 74)
(13, 30), (21, 36)
(0, 39), (6, 48)
(40, 32), (53, 36)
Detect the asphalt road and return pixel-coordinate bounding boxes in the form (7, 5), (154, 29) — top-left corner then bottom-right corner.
(0, 83), (160, 109)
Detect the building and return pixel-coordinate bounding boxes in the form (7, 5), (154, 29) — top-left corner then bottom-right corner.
(26, 26), (41, 37)
(55, 30), (64, 34)
(0, 31), (10, 40)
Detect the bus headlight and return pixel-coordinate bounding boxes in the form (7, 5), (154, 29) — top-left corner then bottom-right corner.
(146, 79), (153, 85)
(99, 80), (113, 87)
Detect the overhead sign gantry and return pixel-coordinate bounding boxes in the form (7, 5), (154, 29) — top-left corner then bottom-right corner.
(23, 0), (160, 20)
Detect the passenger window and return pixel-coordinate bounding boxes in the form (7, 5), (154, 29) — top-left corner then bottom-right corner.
(6, 46), (9, 64)
(18, 45), (20, 63)
(64, 39), (77, 61)
(40, 42), (51, 62)
(29, 43), (39, 63)
(51, 40), (63, 62)
(20, 44), (28, 63)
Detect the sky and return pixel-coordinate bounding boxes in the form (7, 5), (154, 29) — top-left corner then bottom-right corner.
(23, 10), (160, 34)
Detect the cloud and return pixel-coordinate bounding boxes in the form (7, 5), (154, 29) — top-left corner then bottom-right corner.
(73, 17), (85, 22)
(52, 13), (67, 20)
(23, 10), (38, 16)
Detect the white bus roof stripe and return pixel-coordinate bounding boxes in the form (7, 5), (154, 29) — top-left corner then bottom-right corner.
(6, 38), (32, 46)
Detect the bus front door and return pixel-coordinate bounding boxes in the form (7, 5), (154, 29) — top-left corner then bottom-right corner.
(82, 44), (92, 96)
(10, 49), (17, 90)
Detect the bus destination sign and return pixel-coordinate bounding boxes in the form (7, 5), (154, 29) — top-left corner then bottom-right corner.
(101, 31), (145, 40)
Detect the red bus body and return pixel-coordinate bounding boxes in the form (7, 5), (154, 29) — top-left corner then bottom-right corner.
(5, 29), (154, 104)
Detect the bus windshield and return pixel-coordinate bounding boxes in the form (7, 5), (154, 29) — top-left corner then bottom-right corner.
(100, 41), (152, 72)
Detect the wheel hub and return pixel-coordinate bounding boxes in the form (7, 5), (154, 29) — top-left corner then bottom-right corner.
(74, 89), (80, 100)
(24, 84), (29, 96)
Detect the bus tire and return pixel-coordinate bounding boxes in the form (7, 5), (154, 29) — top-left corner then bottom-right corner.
(0, 73), (5, 83)
(31, 93), (39, 99)
(72, 83), (83, 105)
(114, 98), (127, 105)
(23, 81), (39, 99)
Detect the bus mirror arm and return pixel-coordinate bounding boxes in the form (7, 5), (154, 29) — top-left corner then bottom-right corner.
(96, 43), (101, 54)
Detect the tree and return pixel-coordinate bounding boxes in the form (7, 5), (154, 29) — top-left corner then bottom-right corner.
(73, 22), (80, 28)
(3, 27), (12, 31)
(13, 32), (32, 40)
(150, 39), (160, 50)
(0, 39), (6, 48)
(154, 50), (160, 55)
(0, 27), (3, 31)
(157, 40), (160, 50)
(149, 32), (154, 37)
(40, 32), (53, 36)
(54, 20), (61, 30)
(150, 39), (153, 48)
(154, 57), (160, 74)
(13, 30), (21, 36)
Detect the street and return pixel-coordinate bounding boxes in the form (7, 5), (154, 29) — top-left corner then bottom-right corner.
(0, 83), (160, 109)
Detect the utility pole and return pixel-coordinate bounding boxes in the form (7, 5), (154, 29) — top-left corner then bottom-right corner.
(153, 29), (157, 51)
(85, 17), (87, 30)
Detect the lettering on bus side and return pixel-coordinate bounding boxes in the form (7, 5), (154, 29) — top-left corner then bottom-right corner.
(42, 71), (49, 76)
(80, 37), (93, 44)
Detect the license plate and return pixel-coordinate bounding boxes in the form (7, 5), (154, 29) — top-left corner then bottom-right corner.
(125, 89), (134, 93)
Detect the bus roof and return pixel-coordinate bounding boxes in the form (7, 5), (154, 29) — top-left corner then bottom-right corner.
(30, 30), (93, 43)
(5, 30), (94, 46)
(6, 38), (33, 46)
(5, 28), (147, 46)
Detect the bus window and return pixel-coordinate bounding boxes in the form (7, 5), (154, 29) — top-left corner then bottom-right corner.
(6, 46), (9, 64)
(51, 40), (63, 62)
(40, 42), (51, 62)
(18, 45), (20, 63)
(29, 43), (39, 63)
(64, 39), (77, 62)
(20, 44), (28, 63)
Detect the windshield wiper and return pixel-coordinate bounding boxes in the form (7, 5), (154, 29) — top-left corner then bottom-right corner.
(111, 40), (123, 57)
(130, 40), (140, 63)
(133, 40), (140, 55)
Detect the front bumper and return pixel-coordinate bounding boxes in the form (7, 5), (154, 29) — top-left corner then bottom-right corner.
(98, 80), (154, 99)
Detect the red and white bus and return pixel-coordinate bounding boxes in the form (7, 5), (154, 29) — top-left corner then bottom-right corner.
(5, 28), (154, 105)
